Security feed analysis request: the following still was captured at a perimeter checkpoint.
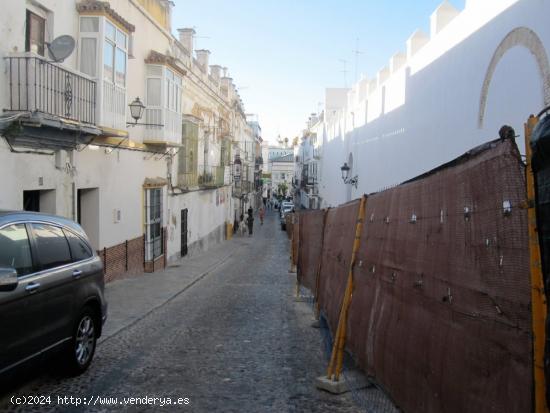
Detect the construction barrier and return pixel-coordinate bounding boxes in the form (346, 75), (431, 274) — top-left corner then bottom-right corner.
(296, 209), (325, 292)
(295, 137), (535, 413)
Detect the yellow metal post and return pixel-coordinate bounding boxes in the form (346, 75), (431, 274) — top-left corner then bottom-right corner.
(525, 115), (549, 413)
(326, 195), (367, 381)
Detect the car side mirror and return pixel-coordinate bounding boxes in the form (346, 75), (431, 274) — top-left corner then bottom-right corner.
(0, 267), (18, 292)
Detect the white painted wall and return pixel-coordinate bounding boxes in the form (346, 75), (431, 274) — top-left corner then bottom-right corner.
(318, 0), (550, 207)
(166, 186), (232, 262)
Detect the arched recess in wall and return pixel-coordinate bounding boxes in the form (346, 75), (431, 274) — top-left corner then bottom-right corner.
(478, 27), (550, 128)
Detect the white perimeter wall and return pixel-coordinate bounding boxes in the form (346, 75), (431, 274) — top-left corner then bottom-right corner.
(320, 0), (550, 207)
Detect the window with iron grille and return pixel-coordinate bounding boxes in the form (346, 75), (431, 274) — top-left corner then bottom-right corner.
(144, 188), (163, 261)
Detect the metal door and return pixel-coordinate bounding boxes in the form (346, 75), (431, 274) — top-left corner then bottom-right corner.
(181, 209), (188, 257)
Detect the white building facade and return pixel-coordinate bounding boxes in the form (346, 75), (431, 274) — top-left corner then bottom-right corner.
(270, 154), (294, 198)
(0, 0), (257, 280)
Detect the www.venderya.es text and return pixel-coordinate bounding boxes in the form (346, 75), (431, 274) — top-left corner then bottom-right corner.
(11, 395), (191, 407)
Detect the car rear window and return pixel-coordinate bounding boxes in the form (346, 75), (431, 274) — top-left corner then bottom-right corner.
(31, 223), (72, 270)
(63, 229), (93, 262)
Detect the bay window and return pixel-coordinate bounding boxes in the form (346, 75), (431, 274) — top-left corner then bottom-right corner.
(79, 15), (128, 129)
(146, 66), (182, 113)
(80, 17), (127, 85)
(145, 65), (183, 143)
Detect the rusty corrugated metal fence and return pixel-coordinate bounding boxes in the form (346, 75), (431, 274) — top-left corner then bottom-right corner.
(295, 138), (533, 413)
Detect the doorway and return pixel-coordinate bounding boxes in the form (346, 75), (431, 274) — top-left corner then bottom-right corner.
(77, 188), (99, 250)
(23, 189), (56, 213)
(181, 208), (188, 257)
(23, 190), (40, 212)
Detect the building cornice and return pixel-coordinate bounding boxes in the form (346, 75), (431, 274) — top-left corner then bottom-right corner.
(144, 50), (187, 77)
(76, 1), (135, 33)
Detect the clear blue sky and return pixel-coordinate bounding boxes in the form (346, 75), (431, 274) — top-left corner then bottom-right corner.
(172, 0), (465, 144)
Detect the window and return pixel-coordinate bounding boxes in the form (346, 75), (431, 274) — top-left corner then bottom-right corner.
(31, 224), (72, 270)
(115, 47), (126, 85)
(146, 78), (162, 106)
(0, 224), (33, 276)
(79, 17), (99, 77)
(26, 10), (45, 56)
(103, 20), (127, 86)
(63, 229), (93, 262)
(144, 188), (163, 261)
(165, 69), (182, 112)
(146, 66), (182, 113)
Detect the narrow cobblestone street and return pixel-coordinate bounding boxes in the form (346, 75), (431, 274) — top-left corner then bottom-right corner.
(0, 210), (360, 412)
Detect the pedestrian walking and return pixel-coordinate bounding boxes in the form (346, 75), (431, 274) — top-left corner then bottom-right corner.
(259, 207), (265, 225)
(247, 214), (254, 236)
(239, 214), (246, 236)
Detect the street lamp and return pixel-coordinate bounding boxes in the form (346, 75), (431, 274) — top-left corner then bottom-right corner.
(340, 162), (358, 188)
(127, 97), (163, 127)
(129, 97), (145, 123)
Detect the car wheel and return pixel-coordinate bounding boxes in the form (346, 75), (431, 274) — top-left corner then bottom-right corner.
(66, 307), (97, 376)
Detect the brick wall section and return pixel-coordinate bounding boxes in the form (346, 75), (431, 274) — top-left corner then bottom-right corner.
(144, 227), (167, 273)
(99, 228), (166, 283)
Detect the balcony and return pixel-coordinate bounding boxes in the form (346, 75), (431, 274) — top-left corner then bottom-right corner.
(177, 171), (198, 190)
(5, 54), (96, 125)
(198, 165), (225, 188)
(144, 108), (183, 146)
(233, 180), (251, 196)
(101, 80), (125, 130)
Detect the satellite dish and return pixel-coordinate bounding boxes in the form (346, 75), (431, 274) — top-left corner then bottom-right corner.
(47, 35), (76, 63)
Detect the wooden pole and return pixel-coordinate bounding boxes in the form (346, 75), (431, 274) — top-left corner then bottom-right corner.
(326, 195), (367, 381)
(525, 115), (549, 413)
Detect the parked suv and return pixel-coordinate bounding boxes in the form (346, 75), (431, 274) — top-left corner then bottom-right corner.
(0, 211), (107, 376)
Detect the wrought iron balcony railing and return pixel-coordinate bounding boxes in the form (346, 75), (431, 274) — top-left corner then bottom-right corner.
(5, 54), (96, 125)
(198, 165), (225, 188)
(177, 171), (199, 189)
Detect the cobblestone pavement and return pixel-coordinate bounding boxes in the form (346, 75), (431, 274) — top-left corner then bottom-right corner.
(0, 210), (364, 412)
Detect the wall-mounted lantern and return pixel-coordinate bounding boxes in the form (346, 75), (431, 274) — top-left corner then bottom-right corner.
(127, 97), (163, 127)
(340, 162), (358, 188)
